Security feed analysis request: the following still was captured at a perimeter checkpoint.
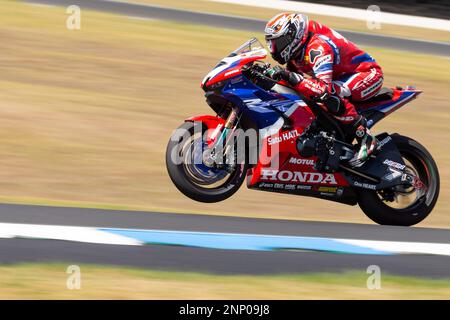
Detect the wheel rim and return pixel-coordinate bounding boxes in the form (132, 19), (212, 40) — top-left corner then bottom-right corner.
(179, 130), (241, 189)
(377, 151), (433, 211)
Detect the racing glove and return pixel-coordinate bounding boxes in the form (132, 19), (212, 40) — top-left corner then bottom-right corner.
(265, 66), (304, 87)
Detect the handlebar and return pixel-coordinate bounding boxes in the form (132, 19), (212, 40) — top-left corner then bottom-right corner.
(241, 62), (278, 90)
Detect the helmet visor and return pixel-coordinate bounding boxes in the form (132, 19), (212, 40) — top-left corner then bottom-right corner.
(265, 34), (294, 64)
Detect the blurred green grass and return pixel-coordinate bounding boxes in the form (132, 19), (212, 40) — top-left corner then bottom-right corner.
(1, 263), (450, 299)
(0, 1), (449, 226)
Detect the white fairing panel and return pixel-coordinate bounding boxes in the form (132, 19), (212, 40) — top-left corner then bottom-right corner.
(201, 48), (268, 86)
(271, 84), (301, 96)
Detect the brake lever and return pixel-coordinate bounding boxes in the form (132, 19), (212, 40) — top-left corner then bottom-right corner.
(264, 75), (279, 85)
(242, 63), (278, 88)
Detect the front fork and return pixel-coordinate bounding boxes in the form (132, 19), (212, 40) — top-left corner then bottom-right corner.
(203, 108), (239, 169)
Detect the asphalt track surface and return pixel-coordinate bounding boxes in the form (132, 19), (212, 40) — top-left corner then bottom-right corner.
(1, 204), (450, 278)
(26, 0), (450, 57)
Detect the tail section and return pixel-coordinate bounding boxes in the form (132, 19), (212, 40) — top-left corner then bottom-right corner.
(355, 87), (422, 128)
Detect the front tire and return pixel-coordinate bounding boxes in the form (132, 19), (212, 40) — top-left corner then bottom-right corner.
(166, 121), (248, 203)
(357, 134), (440, 226)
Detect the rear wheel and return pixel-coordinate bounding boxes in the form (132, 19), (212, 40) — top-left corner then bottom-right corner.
(166, 121), (248, 203)
(357, 134), (439, 226)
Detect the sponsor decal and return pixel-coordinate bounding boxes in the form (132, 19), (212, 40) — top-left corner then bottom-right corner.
(260, 169), (338, 185)
(245, 99), (295, 109)
(317, 186), (345, 197)
(230, 76), (242, 84)
(361, 77), (383, 98)
(313, 54), (332, 71)
(258, 182), (274, 188)
(309, 49), (323, 64)
(259, 181), (313, 191)
(303, 79), (326, 94)
(378, 135), (392, 148)
(334, 115), (356, 123)
(317, 186), (338, 193)
(383, 159), (406, 170)
(353, 181), (377, 190)
(289, 157), (315, 165)
(224, 69), (240, 77)
(284, 184), (296, 190)
(383, 167), (403, 181)
(268, 129), (300, 146)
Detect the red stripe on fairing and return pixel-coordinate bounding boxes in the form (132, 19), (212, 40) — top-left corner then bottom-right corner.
(381, 90), (420, 115)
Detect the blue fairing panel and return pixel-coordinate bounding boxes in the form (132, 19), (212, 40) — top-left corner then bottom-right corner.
(372, 91), (417, 113)
(221, 76), (299, 129)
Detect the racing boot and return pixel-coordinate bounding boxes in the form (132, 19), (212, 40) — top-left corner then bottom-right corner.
(348, 116), (378, 167)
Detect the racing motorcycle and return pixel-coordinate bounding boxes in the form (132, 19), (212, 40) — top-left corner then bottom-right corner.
(166, 38), (439, 226)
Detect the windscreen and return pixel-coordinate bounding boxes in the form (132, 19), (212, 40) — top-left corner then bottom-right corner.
(228, 38), (264, 57)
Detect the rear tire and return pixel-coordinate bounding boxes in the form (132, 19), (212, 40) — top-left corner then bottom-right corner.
(357, 134), (440, 226)
(166, 121), (248, 203)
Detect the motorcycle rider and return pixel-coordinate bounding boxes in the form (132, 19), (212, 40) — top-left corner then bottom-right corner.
(264, 13), (382, 167)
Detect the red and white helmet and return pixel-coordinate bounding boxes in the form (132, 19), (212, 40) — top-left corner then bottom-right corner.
(264, 13), (309, 64)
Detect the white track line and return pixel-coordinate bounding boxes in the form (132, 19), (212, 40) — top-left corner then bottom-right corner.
(211, 0), (450, 32)
(0, 223), (142, 246)
(339, 239), (450, 256)
(1, 222), (450, 256)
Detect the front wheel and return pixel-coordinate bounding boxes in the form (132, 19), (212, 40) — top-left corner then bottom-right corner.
(357, 134), (440, 226)
(166, 121), (248, 203)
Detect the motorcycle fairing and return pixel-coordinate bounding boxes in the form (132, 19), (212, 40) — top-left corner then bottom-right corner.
(218, 76), (299, 129)
(357, 89), (420, 114)
(246, 132), (409, 205)
(201, 49), (267, 90)
(185, 115), (225, 147)
(246, 119), (357, 205)
(247, 148), (358, 204)
(343, 132), (409, 190)
(357, 88), (422, 127)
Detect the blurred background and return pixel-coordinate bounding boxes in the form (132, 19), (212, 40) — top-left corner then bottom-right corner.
(0, 0), (449, 299)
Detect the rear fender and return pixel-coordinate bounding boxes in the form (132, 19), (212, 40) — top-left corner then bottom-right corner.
(185, 115), (226, 147)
